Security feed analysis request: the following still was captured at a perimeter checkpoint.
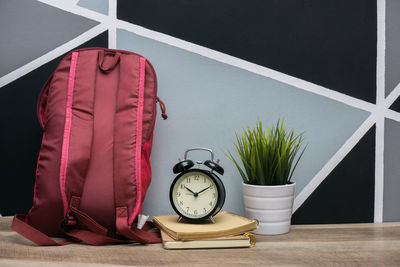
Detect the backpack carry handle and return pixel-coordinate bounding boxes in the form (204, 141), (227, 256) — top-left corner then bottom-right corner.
(98, 50), (121, 72)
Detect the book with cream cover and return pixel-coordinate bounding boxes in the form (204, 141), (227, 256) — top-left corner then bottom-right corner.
(153, 211), (258, 241)
(160, 230), (256, 249)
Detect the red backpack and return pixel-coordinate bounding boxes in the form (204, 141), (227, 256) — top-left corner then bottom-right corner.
(11, 47), (167, 245)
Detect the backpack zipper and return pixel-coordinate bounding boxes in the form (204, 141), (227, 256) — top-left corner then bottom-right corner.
(59, 52), (79, 216)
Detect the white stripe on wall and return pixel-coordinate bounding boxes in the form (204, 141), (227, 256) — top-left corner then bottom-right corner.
(0, 24), (108, 88)
(293, 115), (376, 212)
(374, 0), (386, 223)
(108, 0), (117, 49)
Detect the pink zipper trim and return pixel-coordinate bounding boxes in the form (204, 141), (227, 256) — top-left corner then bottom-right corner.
(129, 57), (146, 226)
(59, 52), (79, 216)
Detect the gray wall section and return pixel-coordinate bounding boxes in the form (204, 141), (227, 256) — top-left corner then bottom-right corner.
(384, 118), (400, 221)
(0, 0), (98, 77)
(386, 0), (400, 96)
(77, 0), (108, 15)
(117, 29), (370, 217)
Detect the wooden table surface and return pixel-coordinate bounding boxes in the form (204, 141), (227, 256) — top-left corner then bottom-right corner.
(1, 216), (400, 266)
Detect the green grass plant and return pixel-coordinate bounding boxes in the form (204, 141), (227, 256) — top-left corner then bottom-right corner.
(225, 120), (306, 185)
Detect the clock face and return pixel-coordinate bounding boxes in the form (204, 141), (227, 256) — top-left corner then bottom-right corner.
(171, 171), (219, 220)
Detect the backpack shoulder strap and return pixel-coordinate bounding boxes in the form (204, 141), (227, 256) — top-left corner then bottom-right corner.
(115, 207), (161, 243)
(12, 215), (74, 246)
(60, 50), (96, 217)
(12, 214), (130, 246)
(65, 52), (160, 244)
(112, 54), (160, 243)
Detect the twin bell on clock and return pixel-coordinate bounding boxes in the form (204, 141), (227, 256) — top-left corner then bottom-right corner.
(169, 148), (225, 223)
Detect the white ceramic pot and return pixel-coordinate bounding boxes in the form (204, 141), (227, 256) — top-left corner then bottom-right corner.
(242, 182), (295, 235)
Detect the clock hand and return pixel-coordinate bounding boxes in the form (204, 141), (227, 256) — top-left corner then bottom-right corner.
(184, 186), (198, 197)
(197, 185), (212, 194)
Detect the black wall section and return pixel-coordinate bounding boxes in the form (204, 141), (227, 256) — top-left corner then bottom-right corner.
(390, 97), (400, 113)
(0, 32), (108, 216)
(292, 126), (375, 224)
(118, 0), (377, 103)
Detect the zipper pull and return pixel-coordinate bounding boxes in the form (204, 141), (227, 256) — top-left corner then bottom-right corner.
(156, 96), (168, 120)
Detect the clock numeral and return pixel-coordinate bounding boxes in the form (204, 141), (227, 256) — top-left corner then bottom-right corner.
(203, 208), (207, 213)
(209, 201), (213, 207)
(179, 201), (183, 205)
(194, 175), (199, 181)
(186, 207), (190, 212)
(180, 184), (184, 189)
(176, 192), (181, 197)
(194, 210), (198, 215)
(186, 177), (190, 183)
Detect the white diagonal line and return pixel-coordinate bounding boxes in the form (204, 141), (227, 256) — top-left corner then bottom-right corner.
(385, 109), (400, 122)
(385, 82), (400, 108)
(0, 24), (108, 88)
(38, 0), (112, 24)
(37, 0), (376, 113)
(117, 20), (376, 113)
(293, 114), (376, 213)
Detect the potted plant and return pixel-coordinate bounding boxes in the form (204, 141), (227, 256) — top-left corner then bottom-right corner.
(225, 120), (306, 235)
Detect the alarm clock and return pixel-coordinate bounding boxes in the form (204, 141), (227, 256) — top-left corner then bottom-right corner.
(170, 148), (225, 223)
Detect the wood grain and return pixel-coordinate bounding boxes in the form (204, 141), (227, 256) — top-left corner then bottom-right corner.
(1, 216), (400, 266)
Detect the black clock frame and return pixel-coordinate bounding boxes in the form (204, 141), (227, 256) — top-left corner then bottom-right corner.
(169, 168), (226, 222)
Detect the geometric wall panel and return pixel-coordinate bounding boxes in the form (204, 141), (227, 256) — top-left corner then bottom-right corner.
(292, 126), (375, 224)
(117, 29), (371, 219)
(77, 0), (108, 15)
(385, 0), (400, 96)
(384, 119), (400, 221)
(389, 97), (400, 113)
(0, 32), (108, 216)
(0, 0), (98, 77)
(118, 0), (377, 103)
(0, 0), (397, 224)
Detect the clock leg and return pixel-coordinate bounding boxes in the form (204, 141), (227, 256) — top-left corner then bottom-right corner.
(177, 216), (183, 223)
(208, 216), (216, 224)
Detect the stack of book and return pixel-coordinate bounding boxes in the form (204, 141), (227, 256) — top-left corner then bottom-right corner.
(153, 212), (258, 249)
